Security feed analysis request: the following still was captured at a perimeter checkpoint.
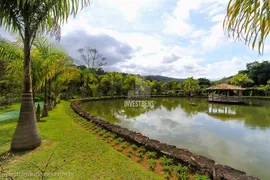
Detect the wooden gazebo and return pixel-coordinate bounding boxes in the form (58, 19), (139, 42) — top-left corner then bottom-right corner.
(206, 84), (245, 104)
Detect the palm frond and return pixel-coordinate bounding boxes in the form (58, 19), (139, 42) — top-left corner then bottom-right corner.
(224, 0), (270, 54)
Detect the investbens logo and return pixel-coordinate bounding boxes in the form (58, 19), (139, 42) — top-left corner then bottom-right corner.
(124, 78), (154, 108)
(124, 100), (154, 108)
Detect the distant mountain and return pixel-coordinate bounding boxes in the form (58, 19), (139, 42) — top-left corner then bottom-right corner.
(212, 76), (233, 84)
(143, 75), (185, 82)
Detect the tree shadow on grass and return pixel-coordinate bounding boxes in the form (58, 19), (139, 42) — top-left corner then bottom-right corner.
(0, 118), (18, 125)
(38, 120), (47, 123)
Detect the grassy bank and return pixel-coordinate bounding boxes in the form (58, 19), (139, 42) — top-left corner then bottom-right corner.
(0, 102), (161, 180)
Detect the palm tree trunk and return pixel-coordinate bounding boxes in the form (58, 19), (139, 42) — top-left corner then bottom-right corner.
(42, 79), (48, 117)
(11, 35), (41, 151)
(47, 79), (53, 110)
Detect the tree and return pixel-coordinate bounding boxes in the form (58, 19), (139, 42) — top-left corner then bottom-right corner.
(198, 78), (211, 88)
(78, 47), (107, 71)
(100, 72), (123, 96)
(229, 73), (254, 87)
(224, 0), (270, 54)
(181, 77), (200, 96)
(239, 61), (270, 85)
(0, 38), (23, 105)
(0, 0), (92, 151)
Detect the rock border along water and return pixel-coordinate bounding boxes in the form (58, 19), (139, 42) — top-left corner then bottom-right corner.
(70, 98), (259, 180)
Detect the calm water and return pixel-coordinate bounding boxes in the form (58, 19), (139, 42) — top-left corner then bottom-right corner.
(81, 98), (270, 179)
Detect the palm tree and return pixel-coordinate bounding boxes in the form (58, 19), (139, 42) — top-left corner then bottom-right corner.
(224, 0), (270, 54)
(0, 0), (92, 151)
(33, 37), (58, 116)
(100, 72), (123, 96)
(0, 38), (24, 104)
(52, 59), (79, 106)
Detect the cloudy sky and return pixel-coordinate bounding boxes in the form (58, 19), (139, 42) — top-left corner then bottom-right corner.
(1, 0), (270, 80)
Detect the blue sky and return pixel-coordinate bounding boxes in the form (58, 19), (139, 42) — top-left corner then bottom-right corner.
(1, 0), (270, 80)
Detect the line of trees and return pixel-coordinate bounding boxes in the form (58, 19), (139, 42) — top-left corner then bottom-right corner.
(215, 61), (270, 96)
(0, 0), (269, 152)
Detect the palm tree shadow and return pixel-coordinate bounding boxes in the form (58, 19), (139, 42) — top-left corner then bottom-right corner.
(38, 120), (47, 123)
(0, 148), (36, 163)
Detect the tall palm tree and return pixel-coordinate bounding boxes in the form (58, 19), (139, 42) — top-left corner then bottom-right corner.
(0, 0), (92, 151)
(224, 0), (270, 54)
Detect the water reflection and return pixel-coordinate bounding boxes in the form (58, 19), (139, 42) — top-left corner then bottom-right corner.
(82, 98), (270, 129)
(81, 98), (270, 179)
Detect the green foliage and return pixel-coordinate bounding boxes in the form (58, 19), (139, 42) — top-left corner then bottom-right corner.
(224, 0), (270, 54)
(198, 78), (211, 87)
(241, 61), (270, 85)
(0, 0), (92, 41)
(194, 174), (210, 180)
(160, 156), (173, 166)
(98, 129), (106, 135)
(164, 172), (170, 180)
(229, 73), (254, 87)
(148, 159), (157, 171)
(181, 77), (200, 96)
(137, 156), (143, 162)
(163, 165), (174, 175)
(131, 144), (138, 150)
(138, 152), (144, 158)
(121, 142), (128, 149)
(36, 103), (41, 122)
(175, 164), (189, 180)
(147, 151), (157, 159)
(139, 146), (146, 153)
(127, 149), (133, 157)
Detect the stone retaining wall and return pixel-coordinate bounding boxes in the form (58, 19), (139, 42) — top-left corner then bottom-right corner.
(70, 99), (259, 180)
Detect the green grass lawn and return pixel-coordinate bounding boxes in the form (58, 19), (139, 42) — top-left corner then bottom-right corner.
(0, 103), (20, 114)
(0, 102), (162, 180)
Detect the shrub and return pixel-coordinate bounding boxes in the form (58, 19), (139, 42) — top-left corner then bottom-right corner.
(36, 103), (41, 122)
(148, 159), (157, 171)
(164, 172), (170, 180)
(127, 150), (133, 157)
(163, 165), (174, 175)
(121, 142), (128, 149)
(115, 138), (121, 145)
(175, 164), (189, 180)
(160, 156), (173, 166)
(103, 132), (111, 138)
(138, 152), (144, 158)
(147, 151), (157, 159)
(118, 138), (124, 142)
(138, 146), (146, 153)
(131, 144), (138, 150)
(118, 146), (124, 152)
(137, 156), (143, 162)
(111, 134), (117, 139)
(194, 174), (210, 180)
(98, 130), (106, 136)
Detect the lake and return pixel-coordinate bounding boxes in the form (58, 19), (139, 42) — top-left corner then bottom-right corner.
(81, 98), (270, 179)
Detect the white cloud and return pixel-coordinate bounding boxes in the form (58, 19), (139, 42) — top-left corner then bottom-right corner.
(0, 0), (267, 80)
(201, 22), (228, 52)
(202, 57), (254, 79)
(95, 0), (153, 21)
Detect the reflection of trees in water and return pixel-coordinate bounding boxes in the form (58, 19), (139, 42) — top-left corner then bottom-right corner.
(82, 98), (270, 129)
(207, 101), (270, 129)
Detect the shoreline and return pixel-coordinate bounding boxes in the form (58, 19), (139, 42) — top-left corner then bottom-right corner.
(70, 97), (260, 180)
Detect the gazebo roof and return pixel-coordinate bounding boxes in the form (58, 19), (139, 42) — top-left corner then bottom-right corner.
(206, 84), (245, 90)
